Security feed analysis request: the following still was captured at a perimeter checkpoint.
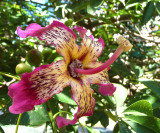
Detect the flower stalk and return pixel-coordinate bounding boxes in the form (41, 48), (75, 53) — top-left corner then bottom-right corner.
(0, 72), (20, 80)
(15, 113), (22, 133)
(75, 36), (133, 75)
(46, 100), (57, 133)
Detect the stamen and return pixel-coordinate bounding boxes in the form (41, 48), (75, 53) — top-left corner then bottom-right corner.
(75, 36), (133, 75)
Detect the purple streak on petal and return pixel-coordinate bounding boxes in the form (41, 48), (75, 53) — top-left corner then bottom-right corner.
(98, 83), (116, 96)
(74, 26), (87, 38)
(8, 63), (54, 114)
(98, 38), (105, 48)
(56, 115), (77, 129)
(17, 21), (76, 46)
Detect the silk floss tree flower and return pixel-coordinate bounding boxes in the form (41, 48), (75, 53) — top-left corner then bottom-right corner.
(8, 21), (133, 128)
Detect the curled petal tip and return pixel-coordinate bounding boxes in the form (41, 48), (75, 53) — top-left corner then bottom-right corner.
(99, 83), (116, 96)
(117, 36), (133, 52)
(74, 26), (87, 38)
(56, 116), (77, 129)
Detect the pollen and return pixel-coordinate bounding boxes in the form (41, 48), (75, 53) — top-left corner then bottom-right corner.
(117, 36), (133, 52)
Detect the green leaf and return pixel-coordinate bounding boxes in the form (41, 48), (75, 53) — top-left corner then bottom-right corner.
(139, 79), (160, 97)
(141, 2), (155, 26)
(114, 84), (128, 107)
(155, 2), (160, 15)
(123, 100), (153, 116)
(0, 104), (50, 126)
(87, 0), (103, 14)
(0, 98), (58, 126)
(86, 126), (101, 133)
(86, 110), (109, 128)
(124, 115), (160, 133)
(124, 120), (156, 133)
(113, 123), (120, 133)
(127, 0), (147, 4)
(131, 65), (144, 77)
(126, 0), (146, 8)
(53, 87), (76, 105)
(0, 126), (5, 133)
(119, 121), (132, 133)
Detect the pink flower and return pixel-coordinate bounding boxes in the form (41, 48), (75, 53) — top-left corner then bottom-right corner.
(8, 21), (132, 128)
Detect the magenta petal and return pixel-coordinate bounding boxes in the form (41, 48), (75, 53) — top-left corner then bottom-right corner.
(98, 38), (105, 48)
(99, 83), (116, 96)
(74, 26), (87, 38)
(8, 61), (70, 114)
(17, 23), (42, 38)
(56, 115), (77, 129)
(17, 21), (76, 46)
(89, 35), (94, 40)
(8, 73), (47, 114)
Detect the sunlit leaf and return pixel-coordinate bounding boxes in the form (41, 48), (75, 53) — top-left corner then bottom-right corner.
(124, 115), (160, 133)
(123, 100), (153, 116)
(139, 79), (160, 97)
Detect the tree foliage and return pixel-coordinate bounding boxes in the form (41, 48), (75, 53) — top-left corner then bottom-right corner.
(0, 0), (160, 132)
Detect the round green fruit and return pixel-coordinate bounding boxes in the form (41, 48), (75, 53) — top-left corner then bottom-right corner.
(26, 49), (42, 67)
(42, 47), (52, 62)
(64, 19), (73, 27)
(16, 63), (32, 75)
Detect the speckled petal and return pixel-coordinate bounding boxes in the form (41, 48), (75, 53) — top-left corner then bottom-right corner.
(56, 79), (95, 128)
(8, 61), (71, 114)
(17, 21), (76, 45)
(82, 62), (116, 95)
(17, 21), (78, 63)
(79, 35), (104, 66)
(82, 62), (109, 84)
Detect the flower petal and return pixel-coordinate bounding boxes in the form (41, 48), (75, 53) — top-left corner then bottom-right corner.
(82, 62), (109, 84)
(98, 83), (116, 96)
(56, 115), (77, 128)
(74, 26), (87, 38)
(79, 35), (104, 66)
(8, 61), (71, 114)
(56, 79), (95, 128)
(82, 62), (116, 96)
(18, 20), (79, 64)
(17, 21), (76, 44)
